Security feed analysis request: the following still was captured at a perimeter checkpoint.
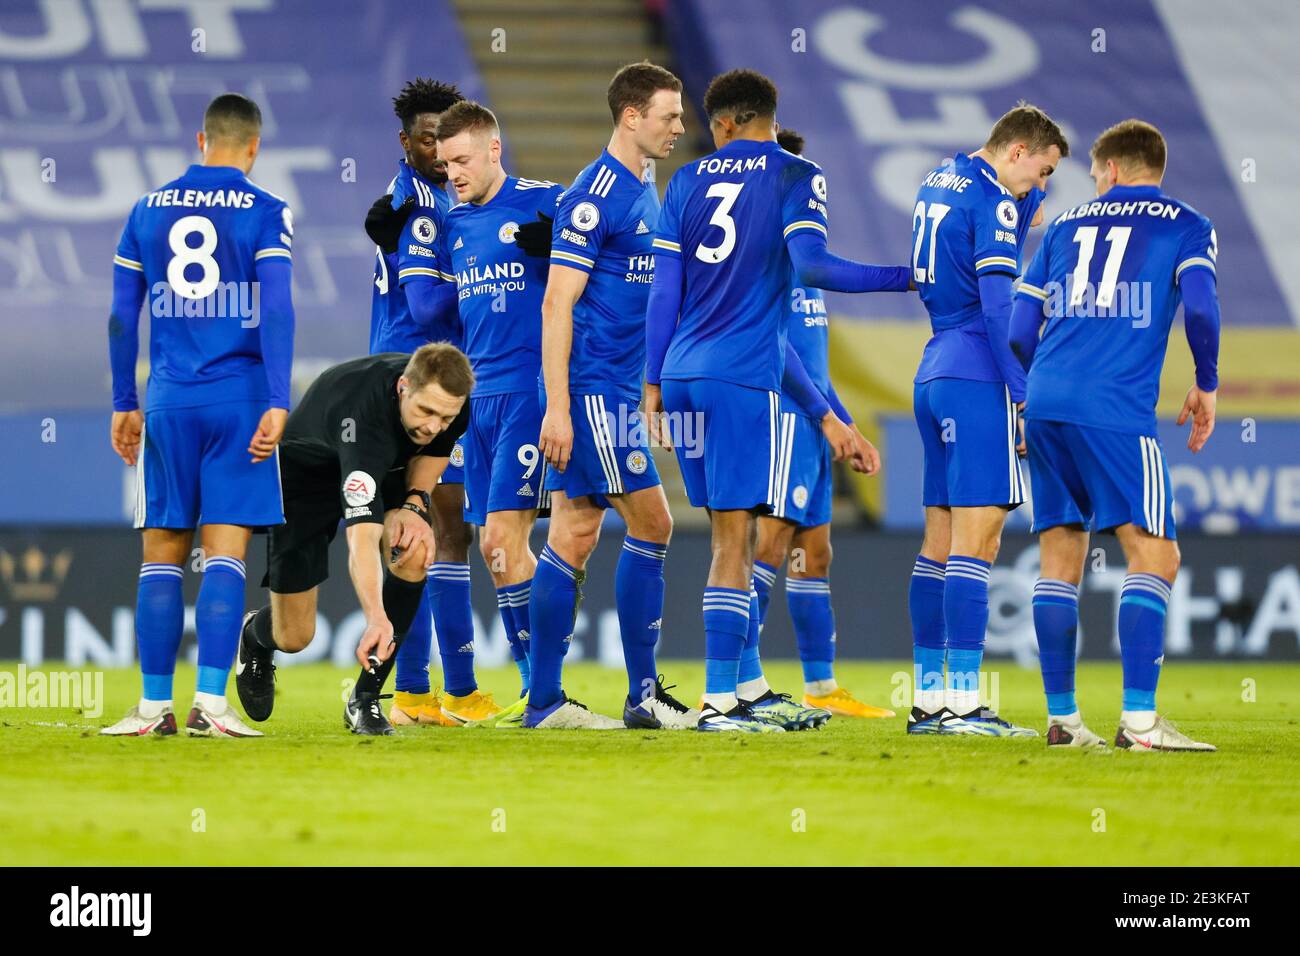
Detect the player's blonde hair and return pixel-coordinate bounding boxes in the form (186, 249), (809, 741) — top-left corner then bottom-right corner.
(404, 343), (474, 398)
(985, 103), (1070, 158)
(434, 101), (499, 143)
(1091, 119), (1167, 178)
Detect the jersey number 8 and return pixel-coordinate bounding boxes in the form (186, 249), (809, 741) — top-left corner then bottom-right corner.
(167, 215), (221, 300)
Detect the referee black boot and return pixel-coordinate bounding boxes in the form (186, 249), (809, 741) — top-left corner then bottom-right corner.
(345, 689), (394, 736)
(235, 610), (277, 722)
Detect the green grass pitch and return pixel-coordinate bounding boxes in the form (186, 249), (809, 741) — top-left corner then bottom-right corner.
(2, 661), (1297, 866)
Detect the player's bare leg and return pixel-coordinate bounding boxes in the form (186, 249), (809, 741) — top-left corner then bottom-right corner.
(234, 585), (317, 723)
(1035, 525), (1104, 747)
(1111, 524), (1212, 751)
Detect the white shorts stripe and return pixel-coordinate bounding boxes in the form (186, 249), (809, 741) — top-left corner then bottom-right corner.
(767, 392), (779, 508)
(777, 411), (796, 518)
(584, 395), (618, 493)
(595, 395), (624, 494)
(1141, 436), (1154, 534)
(133, 423), (147, 529)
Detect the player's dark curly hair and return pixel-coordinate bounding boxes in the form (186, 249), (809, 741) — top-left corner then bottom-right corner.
(703, 68), (777, 125)
(393, 78), (464, 134)
(776, 127), (805, 156)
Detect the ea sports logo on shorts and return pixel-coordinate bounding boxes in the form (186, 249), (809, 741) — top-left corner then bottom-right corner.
(571, 201), (600, 232)
(996, 199), (1018, 229)
(792, 485), (809, 509)
(499, 221), (519, 243)
(450, 443), (465, 468)
(626, 450), (648, 475)
(343, 471), (376, 507)
(412, 216), (436, 244)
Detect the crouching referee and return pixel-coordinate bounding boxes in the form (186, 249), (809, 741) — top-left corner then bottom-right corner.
(236, 343), (472, 735)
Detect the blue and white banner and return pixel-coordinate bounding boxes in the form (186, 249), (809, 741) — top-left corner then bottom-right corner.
(0, 0), (484, 411)
(667, 0), (1293, 325)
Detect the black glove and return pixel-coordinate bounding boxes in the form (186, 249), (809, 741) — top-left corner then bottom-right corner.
(365, 193), (416, 255)
(514, 212), (554, 258)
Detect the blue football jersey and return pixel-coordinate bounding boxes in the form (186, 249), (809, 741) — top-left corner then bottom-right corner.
(549, 151), (660, 395)
(654, 138), (828, 393)
(400, 176), (564, 397)
(370, 161), (452, 353)
(113, 163), (292, 410)
(912, 152), (1038, 387)
(781, 269), (830, 417)
(388, 166), (459, 349)
(1017, 184), (1217, 435)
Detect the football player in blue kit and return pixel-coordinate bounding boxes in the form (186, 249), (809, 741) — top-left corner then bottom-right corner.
(361, 78), (509, 728)
(906, 105), (1067, 737)
(103, 94), (294, 738)
(528, 62), (693, 730)
(1010, 119), (1220, 751)
(398, 101), (564, 723)
(749, 128), (896, 722)
(645, 70), (913, 732)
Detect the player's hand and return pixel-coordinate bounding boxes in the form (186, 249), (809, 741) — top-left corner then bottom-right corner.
(539, 406), (574, 472)
(821, 412), (855, 462)
(248, 407), (288, 463)
(848, 426), (881, 476)
(110, 409), (144, 466)
(386, 506), (433, 570)
(356, 617), (396, 669)
(642, 383), (671, 451)
(1015, 402), (1027, 458)
(515, 212), (554, 258)
(365, 193), (416, 255)
(1177, 386), (1217, 453)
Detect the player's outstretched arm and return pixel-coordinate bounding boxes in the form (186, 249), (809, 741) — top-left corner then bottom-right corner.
(783, 344), (857, 462)
(786, 232), (911, 294)
(1178, 268), (1221, 452)
(538, 264), (588, 471)
(108, 258), (147, 465)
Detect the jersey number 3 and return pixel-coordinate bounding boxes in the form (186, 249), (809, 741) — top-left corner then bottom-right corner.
(695, 182), (744, 264)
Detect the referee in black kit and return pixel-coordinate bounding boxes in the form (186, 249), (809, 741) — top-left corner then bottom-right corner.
(236, 343), (472, 735)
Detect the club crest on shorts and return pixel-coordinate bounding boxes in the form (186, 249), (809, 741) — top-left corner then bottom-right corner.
(625, 450), (648, 475)
(498, 221), (519, 243)
(792, 485), (809, 509)
(449, 442), (465, 468)
(343, 471), (376, 506)
(996, 199), (1018, 229)
(571, 201), (600, 231)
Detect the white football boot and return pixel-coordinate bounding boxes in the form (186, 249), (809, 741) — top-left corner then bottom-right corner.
(1115, 715), (1216, 752)
(1046, 715), (1108, 749)
(185, 698), (264, 738)
(100, 705), (178, 737)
